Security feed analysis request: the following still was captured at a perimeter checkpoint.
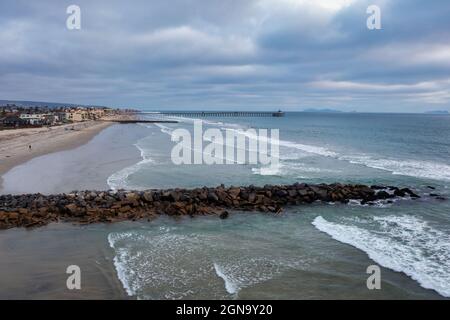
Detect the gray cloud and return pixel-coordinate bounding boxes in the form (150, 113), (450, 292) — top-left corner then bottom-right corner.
(0, 0), (449, 112)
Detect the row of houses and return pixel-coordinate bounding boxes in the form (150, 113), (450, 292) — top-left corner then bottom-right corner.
(0, 106), (116, 129)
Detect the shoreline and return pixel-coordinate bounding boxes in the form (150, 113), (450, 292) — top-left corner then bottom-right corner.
(0, 121), (113, 190)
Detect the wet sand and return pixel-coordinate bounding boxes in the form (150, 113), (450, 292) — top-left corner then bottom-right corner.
(0, 121), (112, 190)
(0, 222), (128, 299)
(0, 123), (149, 195)
(0, 123), (149, 299)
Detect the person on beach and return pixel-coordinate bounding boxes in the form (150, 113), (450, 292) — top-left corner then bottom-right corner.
(28, 145), (32, 150)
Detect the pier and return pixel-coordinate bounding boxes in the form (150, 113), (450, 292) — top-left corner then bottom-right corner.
(139, 111), (285, 117)
(102, 119), (178, 124)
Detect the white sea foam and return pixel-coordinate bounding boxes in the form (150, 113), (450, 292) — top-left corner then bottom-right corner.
(156, 117), (336, 158)
(213, 263), (239, 295)
(251, 161), (340, 177)
(154, 123), (174, 135)
(108, 232), (141, 296)
(107, 226), (313, 299)
(107, 230), (212, 299)
(211, 258), (289, 296)
(251, 165), (282, 176)
(312, 215), (450, 297)
(346, 199), (395, 208)
(224, 128), (337, 158)
(340, 155), (450, 181)
(107, 141), (154, 190)
(140, 116), (450, 183)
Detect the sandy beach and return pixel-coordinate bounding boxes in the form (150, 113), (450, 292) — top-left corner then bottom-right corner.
(0, 121), (112, 189)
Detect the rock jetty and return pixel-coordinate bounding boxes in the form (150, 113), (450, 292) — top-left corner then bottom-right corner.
(0, 183), (420, 230)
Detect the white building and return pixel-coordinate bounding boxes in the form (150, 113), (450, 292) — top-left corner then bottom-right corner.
(19, 114), (45, 125)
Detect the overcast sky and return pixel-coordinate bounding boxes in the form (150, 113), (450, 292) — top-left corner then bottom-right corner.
(1, 0), (449, 112)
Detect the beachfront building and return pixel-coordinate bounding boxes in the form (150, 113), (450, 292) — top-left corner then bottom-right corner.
(1, 105), (120, 128)
(19, 113), (61, 126)
(54, 112), (68, 123)
(19, 113), (45, 125)
(64, 108), (107, 122)
(87, 108), (106, 120)
(0, 115), (27, 128)
(65, 110), (89, 122)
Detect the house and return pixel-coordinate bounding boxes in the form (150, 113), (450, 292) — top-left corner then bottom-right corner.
(65, 110), (88, 122)
(54, 112), (68, 123)
(1, 115), (27, 128)
(19, 113), (45, 125)
(87, 108), (105, 120)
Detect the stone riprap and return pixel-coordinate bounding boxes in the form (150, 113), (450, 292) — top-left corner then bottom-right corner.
(0, 183), (422, 229)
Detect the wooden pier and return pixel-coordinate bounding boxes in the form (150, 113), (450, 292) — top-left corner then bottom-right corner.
(139, 111), (285, 117)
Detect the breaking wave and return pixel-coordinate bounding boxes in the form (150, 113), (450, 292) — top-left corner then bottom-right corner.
(107, 221), (313, 299)
(107, 140), (154, 190)
(339, 155), (450, 182)
(312, 215), (450, 297)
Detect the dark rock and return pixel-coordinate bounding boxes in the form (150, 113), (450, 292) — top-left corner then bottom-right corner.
(207, 192), (219, 202)
(298, 189), (309, 197)
(0, 183), (422, 230)
(401, 188), (420, 198)
(393, 189), (406, 197)
(219, 211), (229, 219)
(288, 189), (297, 197)
(169, 191), (181, 202)
(275, 190), (288, 198)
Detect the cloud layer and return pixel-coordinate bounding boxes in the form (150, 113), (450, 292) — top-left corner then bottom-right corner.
(0, 0), (449, 112)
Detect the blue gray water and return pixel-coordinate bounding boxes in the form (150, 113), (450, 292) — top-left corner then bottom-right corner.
(1, 112), (449, 299)
(106, 112), (450, 299)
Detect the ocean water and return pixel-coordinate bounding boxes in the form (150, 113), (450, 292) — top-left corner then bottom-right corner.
(105, 112), (450, 299)
(1, 112), (450, 299)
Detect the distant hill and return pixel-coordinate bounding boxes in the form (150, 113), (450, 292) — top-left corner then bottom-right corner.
(301, 108), (344, 113)
(424, 110), (449, 114)
(0, 99), (105, 108)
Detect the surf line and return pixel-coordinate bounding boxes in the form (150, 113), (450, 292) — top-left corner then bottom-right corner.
(176, 304), (210, 318)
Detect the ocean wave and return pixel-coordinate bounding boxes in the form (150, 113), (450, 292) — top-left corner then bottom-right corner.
(155, 117), (336, 158)
(154, 123), (173, 135)
(107, 140), (154, 190)
(346, 199), (395, 208)
(143, 115), (450, 183)
(107, 230), (212, 299)
(107, 226), (313, 299)
(212, 257), (288, 296)
(213, 263), (238, 295)
(251, 162), (340, 177)
(312, 215), (450, 297)
(108, 232), (139, 296)
(251, 165), (282, 176)
(157, 121), (277, 164)
(339, 155), (450, 182)
(224, 128), (337, 158)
